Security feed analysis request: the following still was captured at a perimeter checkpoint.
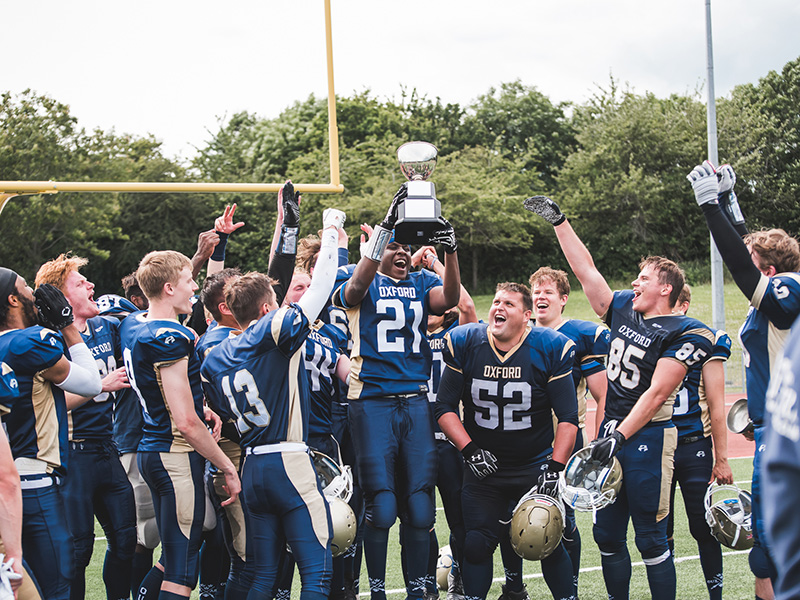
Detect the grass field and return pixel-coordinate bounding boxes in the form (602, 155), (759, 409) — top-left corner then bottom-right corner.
(82, 283), (756, 599)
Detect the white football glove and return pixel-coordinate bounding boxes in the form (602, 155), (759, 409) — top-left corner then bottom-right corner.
(0, 555), (22, 600)
(323, 208), (346, 230)
(717, 164), (736, 195)
(686, 161), (718, 206)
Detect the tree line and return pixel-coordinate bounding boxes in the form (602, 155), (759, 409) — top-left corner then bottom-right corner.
(2, 56), (799, 294)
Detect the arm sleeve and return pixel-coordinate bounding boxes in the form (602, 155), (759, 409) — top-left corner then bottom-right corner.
(268, 252), (296, 308)
(298, 228), (339, 323)
(56, 342), (103, 397)
(701, 202), (761, 299)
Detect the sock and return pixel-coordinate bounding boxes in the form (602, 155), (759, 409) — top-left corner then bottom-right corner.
(697, 539), (723, 600)
(136, 565), (164, 600)
(427, 529), (439, 594)
(364, 524), (389, 600)
(104, 548), (134, 600)
(132, 549), (155, 600)
(600, 546), (631, 600)
(403, 526), (430, 599)
(644, 555), (676, 600)
(562, 522), (582, 588)
(498, 534), (523, 593)
(540, 544), (576, 600)
(158, 592), (189, 600)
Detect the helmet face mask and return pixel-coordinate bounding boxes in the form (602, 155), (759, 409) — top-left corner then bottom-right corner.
(559, 446), (623, 512)
(704, 484), (754, 550)
(311, 450), (353, 502)
(509, 490), (565, 561)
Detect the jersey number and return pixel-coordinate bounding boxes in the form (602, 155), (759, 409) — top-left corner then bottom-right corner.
(376, 299), (423, 353)
(93, 355), (116, 403)
(606, 337), (646, 390)
(471, 379), (531, 430)
(307, 344), (334, 392)
(221, 369), (271, 434)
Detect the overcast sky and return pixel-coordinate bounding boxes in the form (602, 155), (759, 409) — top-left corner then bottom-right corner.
(4, 0), (799, 161)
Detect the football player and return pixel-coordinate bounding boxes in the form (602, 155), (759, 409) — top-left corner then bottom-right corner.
(0, 268), (102, 600)
(35, 254), (136, 600)
(0, 356), (24, 596)
(763, 317), (800, 600)
(434, 282), (579, 600)
(200, 208), (345, 599)
(331, 186), (461, 600)
(526, 196), (715, 600)
(666, 284), (732, 600)
(688, 161), (800, 600)
(119, 251), (241, 600)
(525, 266), (610, 593)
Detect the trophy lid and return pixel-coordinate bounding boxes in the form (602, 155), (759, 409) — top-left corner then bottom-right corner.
(398, 141), (438, 180)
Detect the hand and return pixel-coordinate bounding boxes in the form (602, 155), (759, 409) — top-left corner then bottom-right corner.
(220, 467), (241, 507)
(204, 406), (222, 442)
(194, 229), (220, 263)
(711, 458), (733, 486)
(0, 554), (23, 594)
(537, 468), (561, 498)
(742, 429), (755, 442)
(717, 164), (736, 195)
(590, 430), (626, 466)
(214, 204), (245, 235)
(686, 161), (718, 206)
(411, 245), (437, 268)
(34, 284), (74, 330)
(323, 208), (346, 230)
(280, 180), (301, 228)
(359, 223), (374, 259)
(429, 219), (457, 254)
(101, 368), (130, 393)
(462, 443), (498, 480)
(381, 183), (408, 230)
(522, 196), (566, 226)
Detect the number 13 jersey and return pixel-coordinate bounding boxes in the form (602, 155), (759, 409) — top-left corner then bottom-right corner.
(602, 290), (716, 423)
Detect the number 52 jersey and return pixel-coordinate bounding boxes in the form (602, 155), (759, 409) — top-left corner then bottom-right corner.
(602, 290), (716, 423)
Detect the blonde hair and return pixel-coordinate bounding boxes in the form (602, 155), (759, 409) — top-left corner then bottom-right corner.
(224, 272), (275, 325)
(745, 229), (800, 274)
(137, 251), (191, 300)
(35, 253), (88, 290)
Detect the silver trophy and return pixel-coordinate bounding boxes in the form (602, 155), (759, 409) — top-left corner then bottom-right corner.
(393, 141), (447, 245)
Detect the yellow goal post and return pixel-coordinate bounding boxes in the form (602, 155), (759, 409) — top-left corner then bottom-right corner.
(0, 0), (343, 216)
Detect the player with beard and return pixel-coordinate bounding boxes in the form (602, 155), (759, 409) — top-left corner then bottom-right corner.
(331, 186), (460, 600)
(35, 254), (136, 600)
(0, 267), (102, 599)
(434, 282), (579, 600)
(688, 161), (800, 600)
(666, 284), (733, 600)
(525, 196), (716, 600)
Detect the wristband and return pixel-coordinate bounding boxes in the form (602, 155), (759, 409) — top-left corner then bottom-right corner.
(210, 232), (229, 261)
(363, 225), (393, 263)
(276, 226), (299, 256)
(461, 441), (479, 459)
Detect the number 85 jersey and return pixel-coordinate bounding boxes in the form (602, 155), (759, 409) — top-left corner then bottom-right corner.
(602, 290), (716, 423)
(435, 323), (579, 469)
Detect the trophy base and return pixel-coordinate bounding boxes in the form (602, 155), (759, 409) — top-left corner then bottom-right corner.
(393, 216), (447, 246)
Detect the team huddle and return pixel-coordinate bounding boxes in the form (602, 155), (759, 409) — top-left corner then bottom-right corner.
(0, 160), (798, 600)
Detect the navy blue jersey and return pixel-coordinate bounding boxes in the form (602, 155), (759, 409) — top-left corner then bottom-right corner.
(763, 317), (800, 599)
(332, 265), (442, 400)
(196, 324), (239, 364)
(602, 291), (716, 423)
(96, 294), (138, 319)
(427, 321), (460, 407)
(673, 329), (731, 440)
(0, 327), (70, 474)
(551, 318), (610, 429)
(67, 316), (121, 441)
(436, 323), (578, 468)
(200, 304), (312, 448)
(304, 322), (344, 437)
(119, 313), (204, 453)
(740, 272), (800, 424)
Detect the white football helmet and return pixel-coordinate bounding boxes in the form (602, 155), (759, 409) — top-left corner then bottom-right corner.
(436, 544), (454, 591)
(327, 496), (357, 558)
(704, 484), (754, 550)
(311, 450), (353, 503)
(559, 446), (623, 512)
(509, 489), (565, 561)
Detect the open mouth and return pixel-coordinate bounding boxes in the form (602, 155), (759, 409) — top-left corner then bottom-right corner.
(493, 314), (507, 325)
(394, 257), (408, 269)
(536, 301), (549, 310)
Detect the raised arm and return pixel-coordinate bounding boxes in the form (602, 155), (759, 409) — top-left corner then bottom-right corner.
(524, 196), (613, 318)
(413, 246), (477, 324)
(270, 181), (301, 306)
(427, 220), (461, 314)
(207, 203), (245, 277)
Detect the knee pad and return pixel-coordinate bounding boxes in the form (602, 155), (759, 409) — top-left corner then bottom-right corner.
(107, 524), (137, 562)
(635, 534), (671, 565)
(73, 535), (95, 568)
(463, 530), (496, 565)
(749, 545), (772, 579)
(404, 490), (434, 530)
(593, 528), (625, 556)
(365, 491), (397, 530)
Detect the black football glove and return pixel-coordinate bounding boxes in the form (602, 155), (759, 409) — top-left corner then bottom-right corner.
(429, 218), (457, 254)
(281, 181), (301, 228)
(461, 442), (498, 480)
(380, 183), (408, 230)
(536, 462), (563, 498)
(590, 430), (626, 466)
(34, 284), (74, 330)
(522, 195), (566, 226)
